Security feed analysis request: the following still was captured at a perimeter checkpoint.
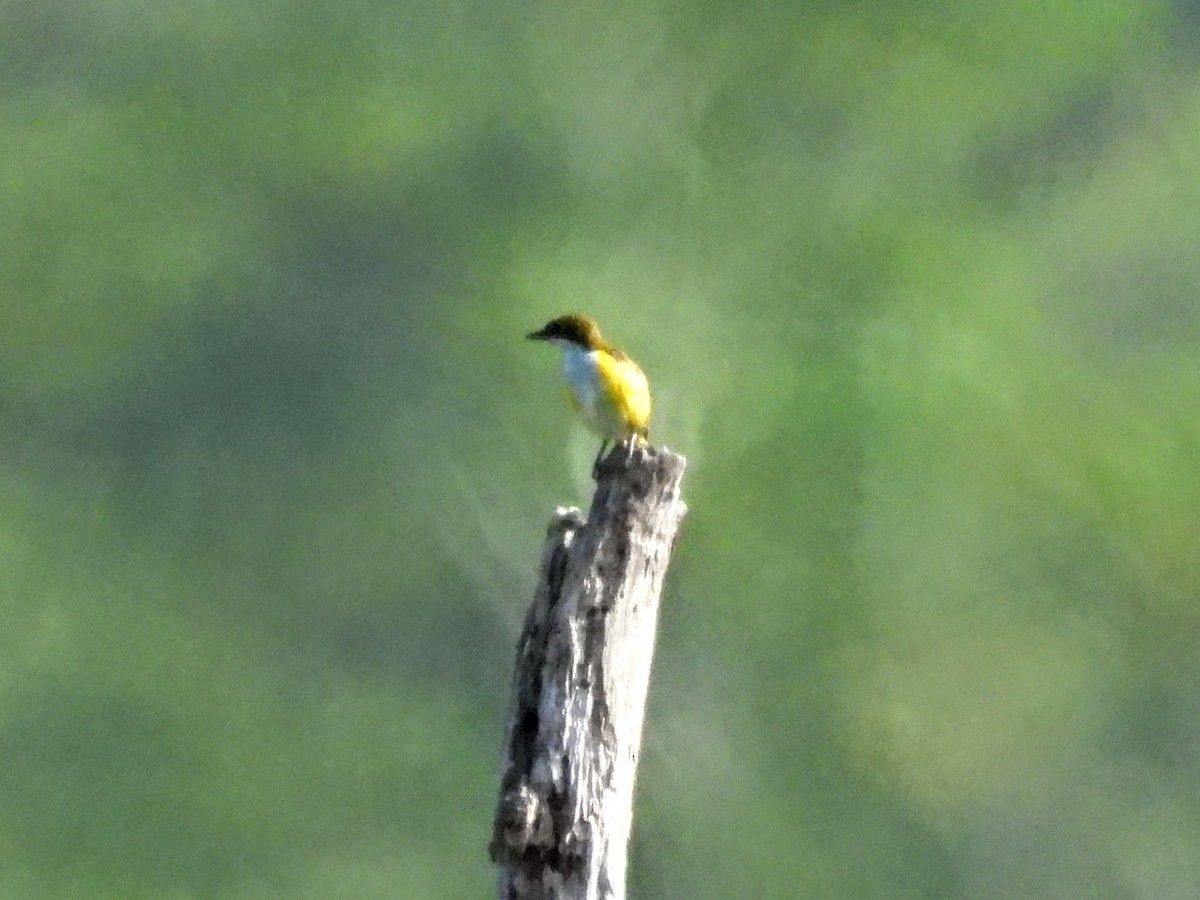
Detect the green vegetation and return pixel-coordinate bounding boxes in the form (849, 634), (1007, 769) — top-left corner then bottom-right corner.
(3, 1), (1198, 896)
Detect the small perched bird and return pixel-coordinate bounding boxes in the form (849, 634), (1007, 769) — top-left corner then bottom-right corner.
(527, 314), (651, 473)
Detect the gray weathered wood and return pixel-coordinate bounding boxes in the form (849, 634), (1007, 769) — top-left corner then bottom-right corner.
(490, 443), (688, 900)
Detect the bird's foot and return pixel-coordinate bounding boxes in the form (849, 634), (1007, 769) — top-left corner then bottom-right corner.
(591, 440), (610, 481)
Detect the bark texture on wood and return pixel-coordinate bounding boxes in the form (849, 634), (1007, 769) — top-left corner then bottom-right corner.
(490, 444), (688, 900)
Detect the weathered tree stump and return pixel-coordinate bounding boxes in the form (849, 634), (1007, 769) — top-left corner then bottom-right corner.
(490, 444), (688, 900)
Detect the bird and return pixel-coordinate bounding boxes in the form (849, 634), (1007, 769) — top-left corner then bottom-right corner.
(526, 314), (651, 475)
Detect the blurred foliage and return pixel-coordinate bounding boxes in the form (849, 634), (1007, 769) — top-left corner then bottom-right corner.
(2, 0), (1199, 897)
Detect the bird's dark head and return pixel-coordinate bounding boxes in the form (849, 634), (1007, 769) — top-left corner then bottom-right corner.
(526, 314), (606, 351)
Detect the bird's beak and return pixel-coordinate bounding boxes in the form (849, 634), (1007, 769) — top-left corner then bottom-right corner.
(526, 327), (548, 341)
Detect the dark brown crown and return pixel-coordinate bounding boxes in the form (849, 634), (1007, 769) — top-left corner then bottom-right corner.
(526, 314), (607, 350)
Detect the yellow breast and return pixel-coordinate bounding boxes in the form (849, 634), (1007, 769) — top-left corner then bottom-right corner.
(594, 351), (651, 440)
(562, 346), (651, 441)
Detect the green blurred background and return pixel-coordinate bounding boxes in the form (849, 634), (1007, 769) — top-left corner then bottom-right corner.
(3, 0), (1199, 897)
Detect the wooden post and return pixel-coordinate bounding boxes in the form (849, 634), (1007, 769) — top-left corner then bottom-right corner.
(490, 444), (688, 900)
